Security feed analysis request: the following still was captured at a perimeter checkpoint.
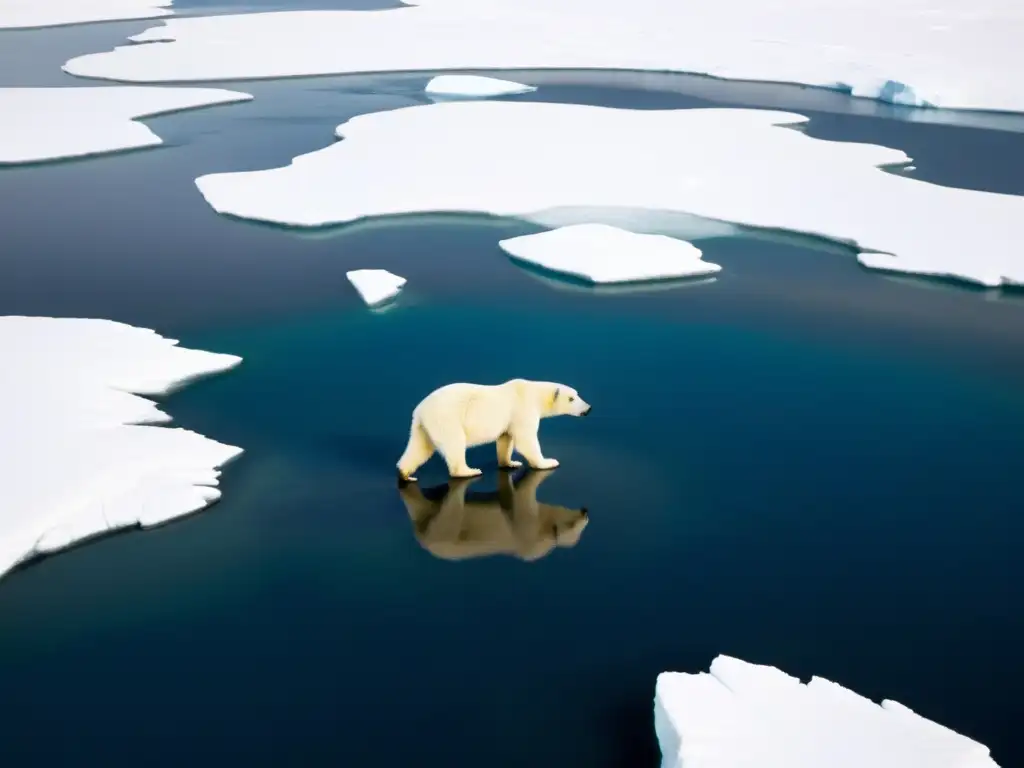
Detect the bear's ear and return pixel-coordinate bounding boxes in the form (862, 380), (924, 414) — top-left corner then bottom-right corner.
(550, 387), (560, 410)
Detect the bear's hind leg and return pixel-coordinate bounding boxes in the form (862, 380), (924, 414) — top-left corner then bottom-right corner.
(497, 434), (523, 470)
(397, 422), (435, 483)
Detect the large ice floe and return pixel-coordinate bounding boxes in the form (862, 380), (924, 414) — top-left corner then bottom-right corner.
(0, 0), (172, 29)
(656, 655), (1000, 768)
(498, 224), (721, 284)
(346, 269), (407, 307)
(61, 0), (1024, 114)
(0, 87), (252, 165)
(194, 101), (1023, 288)
(0, 317), (242, 581)
(425, 75), (535, 98)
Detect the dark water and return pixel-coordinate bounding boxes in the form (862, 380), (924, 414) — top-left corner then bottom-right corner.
(2, 12), (1024, 768)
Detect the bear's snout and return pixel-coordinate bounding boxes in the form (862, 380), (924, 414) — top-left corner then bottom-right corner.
(581, 405), (592, 416)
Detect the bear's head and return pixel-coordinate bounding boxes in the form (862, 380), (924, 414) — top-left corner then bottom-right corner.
(546, 384), (592, 418)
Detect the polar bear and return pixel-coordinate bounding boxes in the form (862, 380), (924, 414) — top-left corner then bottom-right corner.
(396, 378), (592, 482)
(400, 469), (589, 562)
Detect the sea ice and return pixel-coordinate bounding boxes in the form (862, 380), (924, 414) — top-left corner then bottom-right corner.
(0, 0), (172, 29)
(0, 316), (242, 581)
(424, 75), (536, 98)
(346, 269), (407, 306)
(62, 1), (1024, 114)
(655, 654), (1000, 768)
(498, 224), (720, 284)
(193, 101), (1024, 288)
(0, 86), (252, 165)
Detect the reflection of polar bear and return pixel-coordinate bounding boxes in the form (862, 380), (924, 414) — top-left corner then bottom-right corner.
(400, 470), (589, 562)
(397, 378), (592, 482)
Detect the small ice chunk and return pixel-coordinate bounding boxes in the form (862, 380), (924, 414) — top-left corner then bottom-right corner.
(346, 269), (407, 306)
(0, 86), (252, 165)
(498, 224), (720, 284)
(425, 75), (536, 98)
(0, 0), (172, 29)
(0, 316), (243, 581)
(655, 655), (1000, 768)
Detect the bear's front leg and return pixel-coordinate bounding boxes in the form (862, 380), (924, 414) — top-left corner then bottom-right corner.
(514, 431), (559, 471)
(497, 434), (523, 470)
(440, 432), (483, 478)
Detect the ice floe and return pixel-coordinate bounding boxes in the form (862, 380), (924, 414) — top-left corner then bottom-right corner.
(425, 75), (535, 98)
(0, 316), (242, 581)
(62, 1), (1024, 114)
(0, 86), (252, 165)
(194, 101), (1023, 288)
(346, 269), (407, 306)
(655, 654), (1000, 768)
(0, 0), (172, 29)
(499, 224), (720, 285)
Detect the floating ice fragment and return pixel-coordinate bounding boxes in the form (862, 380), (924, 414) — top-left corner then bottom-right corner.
(498, 224), (720, 284)
(346, 269), (407, 306)
(424, 75), (536, 98)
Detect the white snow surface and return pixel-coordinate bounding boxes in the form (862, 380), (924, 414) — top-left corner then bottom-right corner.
(0, 0), (172, 29)
(194, 101), (1024, 288)
(655, 655), (1000, 768)
(498, 225), (720, 284)
(0, 317), (242, 581)
(425, 75), (535, 98)
(346, 269), (407, 306)
(62, 0), (1024, 114)
(0, 87), (252, 165)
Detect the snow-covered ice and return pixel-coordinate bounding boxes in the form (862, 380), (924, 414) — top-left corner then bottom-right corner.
(62, 0), (1024, 114)
(0, 316), (242, 581)
(0, 0), (172, 29)
(0, 87), (252, 165)
(655, 655), (1000, 768)
(347, 269), (407, 306)
(498, 225), (720, 284)
(425, 75), (535, 98)
(194, 101), (1024, 288)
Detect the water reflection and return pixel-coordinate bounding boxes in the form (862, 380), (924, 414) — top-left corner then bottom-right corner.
(400, 470), (588, 562)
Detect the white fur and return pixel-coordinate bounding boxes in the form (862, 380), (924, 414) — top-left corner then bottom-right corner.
(397, 378), (591, 480)
(400, 470), (588, 562)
